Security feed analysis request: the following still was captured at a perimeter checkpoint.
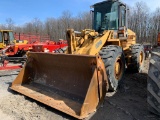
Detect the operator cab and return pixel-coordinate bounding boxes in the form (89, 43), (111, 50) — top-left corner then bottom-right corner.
(92, 0), (128, 38)
(0, 30), (15, 49)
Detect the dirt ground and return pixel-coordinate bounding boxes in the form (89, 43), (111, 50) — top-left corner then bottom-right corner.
(0, 59), (160, 120)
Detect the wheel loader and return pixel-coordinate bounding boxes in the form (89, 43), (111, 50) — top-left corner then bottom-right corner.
(10, 0), (145, 119)
(147, 35), (160, 116)
(0, 30), (28, 50)
(0, 30), (29, 57)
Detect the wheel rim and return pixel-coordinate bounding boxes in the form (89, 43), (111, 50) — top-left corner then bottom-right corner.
(114, 57), (123, 80)
(139, 51), (144, 65)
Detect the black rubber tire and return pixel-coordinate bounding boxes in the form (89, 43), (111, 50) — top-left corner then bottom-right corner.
(147, 51), (160, 116)
(129, 44), (145, 73)
(99, 45), (125, 91)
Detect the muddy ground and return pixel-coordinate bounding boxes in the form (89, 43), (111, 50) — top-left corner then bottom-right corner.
(0, 59), (160, 120)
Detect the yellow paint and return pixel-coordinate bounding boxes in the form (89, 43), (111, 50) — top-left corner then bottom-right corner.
(66, 29), (136, 56)
(0, 30), (29, 49)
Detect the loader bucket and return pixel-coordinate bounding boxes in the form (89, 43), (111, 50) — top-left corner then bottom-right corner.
(10, 52), (108, 119)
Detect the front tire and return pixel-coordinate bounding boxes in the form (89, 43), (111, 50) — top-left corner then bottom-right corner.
(99, 45), (125, 91)
(129, 44), (145, 72)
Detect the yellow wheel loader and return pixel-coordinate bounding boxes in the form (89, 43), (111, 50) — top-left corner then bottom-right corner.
(0, 30), (15, 49)
(0, 30), (28, 50)
(10, 0), (145, 119)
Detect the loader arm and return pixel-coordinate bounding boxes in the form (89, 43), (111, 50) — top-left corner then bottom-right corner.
(66, 29), (112, 55)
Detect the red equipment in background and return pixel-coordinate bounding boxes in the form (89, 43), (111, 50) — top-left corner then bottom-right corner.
(3, 44), (33, 57)
(14, 33), (68, 53)
(14, 33), (52, 43)
(1, 33), (57, 57)
(0, 60), (22, 70)
(0, 33), (68, 70)
(32, 40), (68, 53)
(0, 56), (26, 70)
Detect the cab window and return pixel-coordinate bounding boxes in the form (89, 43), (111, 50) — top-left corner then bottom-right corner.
(9, 31), (14, 42)
(0, 32), (2, 42)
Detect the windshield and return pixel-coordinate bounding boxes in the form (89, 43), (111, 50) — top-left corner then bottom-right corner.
(9, 31), (15, 42)
(94, 2), (118, 32)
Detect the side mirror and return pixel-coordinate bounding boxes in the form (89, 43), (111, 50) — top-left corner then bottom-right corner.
(90, 10), (94, 14)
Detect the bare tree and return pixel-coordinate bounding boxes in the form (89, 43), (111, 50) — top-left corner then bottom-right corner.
(0, 24), (7, 29)
(128, 2), (150, 43)
(1, 2), (159, 45)
(148, 8), (160, 45)
(32, 18), (43, 34)
(6, 18), (15, 30)
(59, 10), (72, 39)
(73, 12), (92, 31)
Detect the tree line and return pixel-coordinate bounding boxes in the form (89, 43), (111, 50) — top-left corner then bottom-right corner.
(0, 1), (160, 45)
(128, 1), (160, 45)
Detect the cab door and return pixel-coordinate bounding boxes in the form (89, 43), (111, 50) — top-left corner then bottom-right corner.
(0, 32), (4, 49)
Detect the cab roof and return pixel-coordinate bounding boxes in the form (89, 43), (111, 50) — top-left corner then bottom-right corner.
(0, 30), (13, 32)
(91, 0), (125, 8)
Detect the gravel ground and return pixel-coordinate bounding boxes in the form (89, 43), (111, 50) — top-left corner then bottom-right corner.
(0, 58), (160, 120)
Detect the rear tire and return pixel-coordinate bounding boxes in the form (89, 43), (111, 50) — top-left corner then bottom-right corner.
(147, 51), (160, 116)
(99, 45), (125, 91)
(129, 44), (145, 72)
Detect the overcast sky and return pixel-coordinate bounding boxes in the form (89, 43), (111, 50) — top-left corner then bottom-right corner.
(0, 0), (160, 25)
